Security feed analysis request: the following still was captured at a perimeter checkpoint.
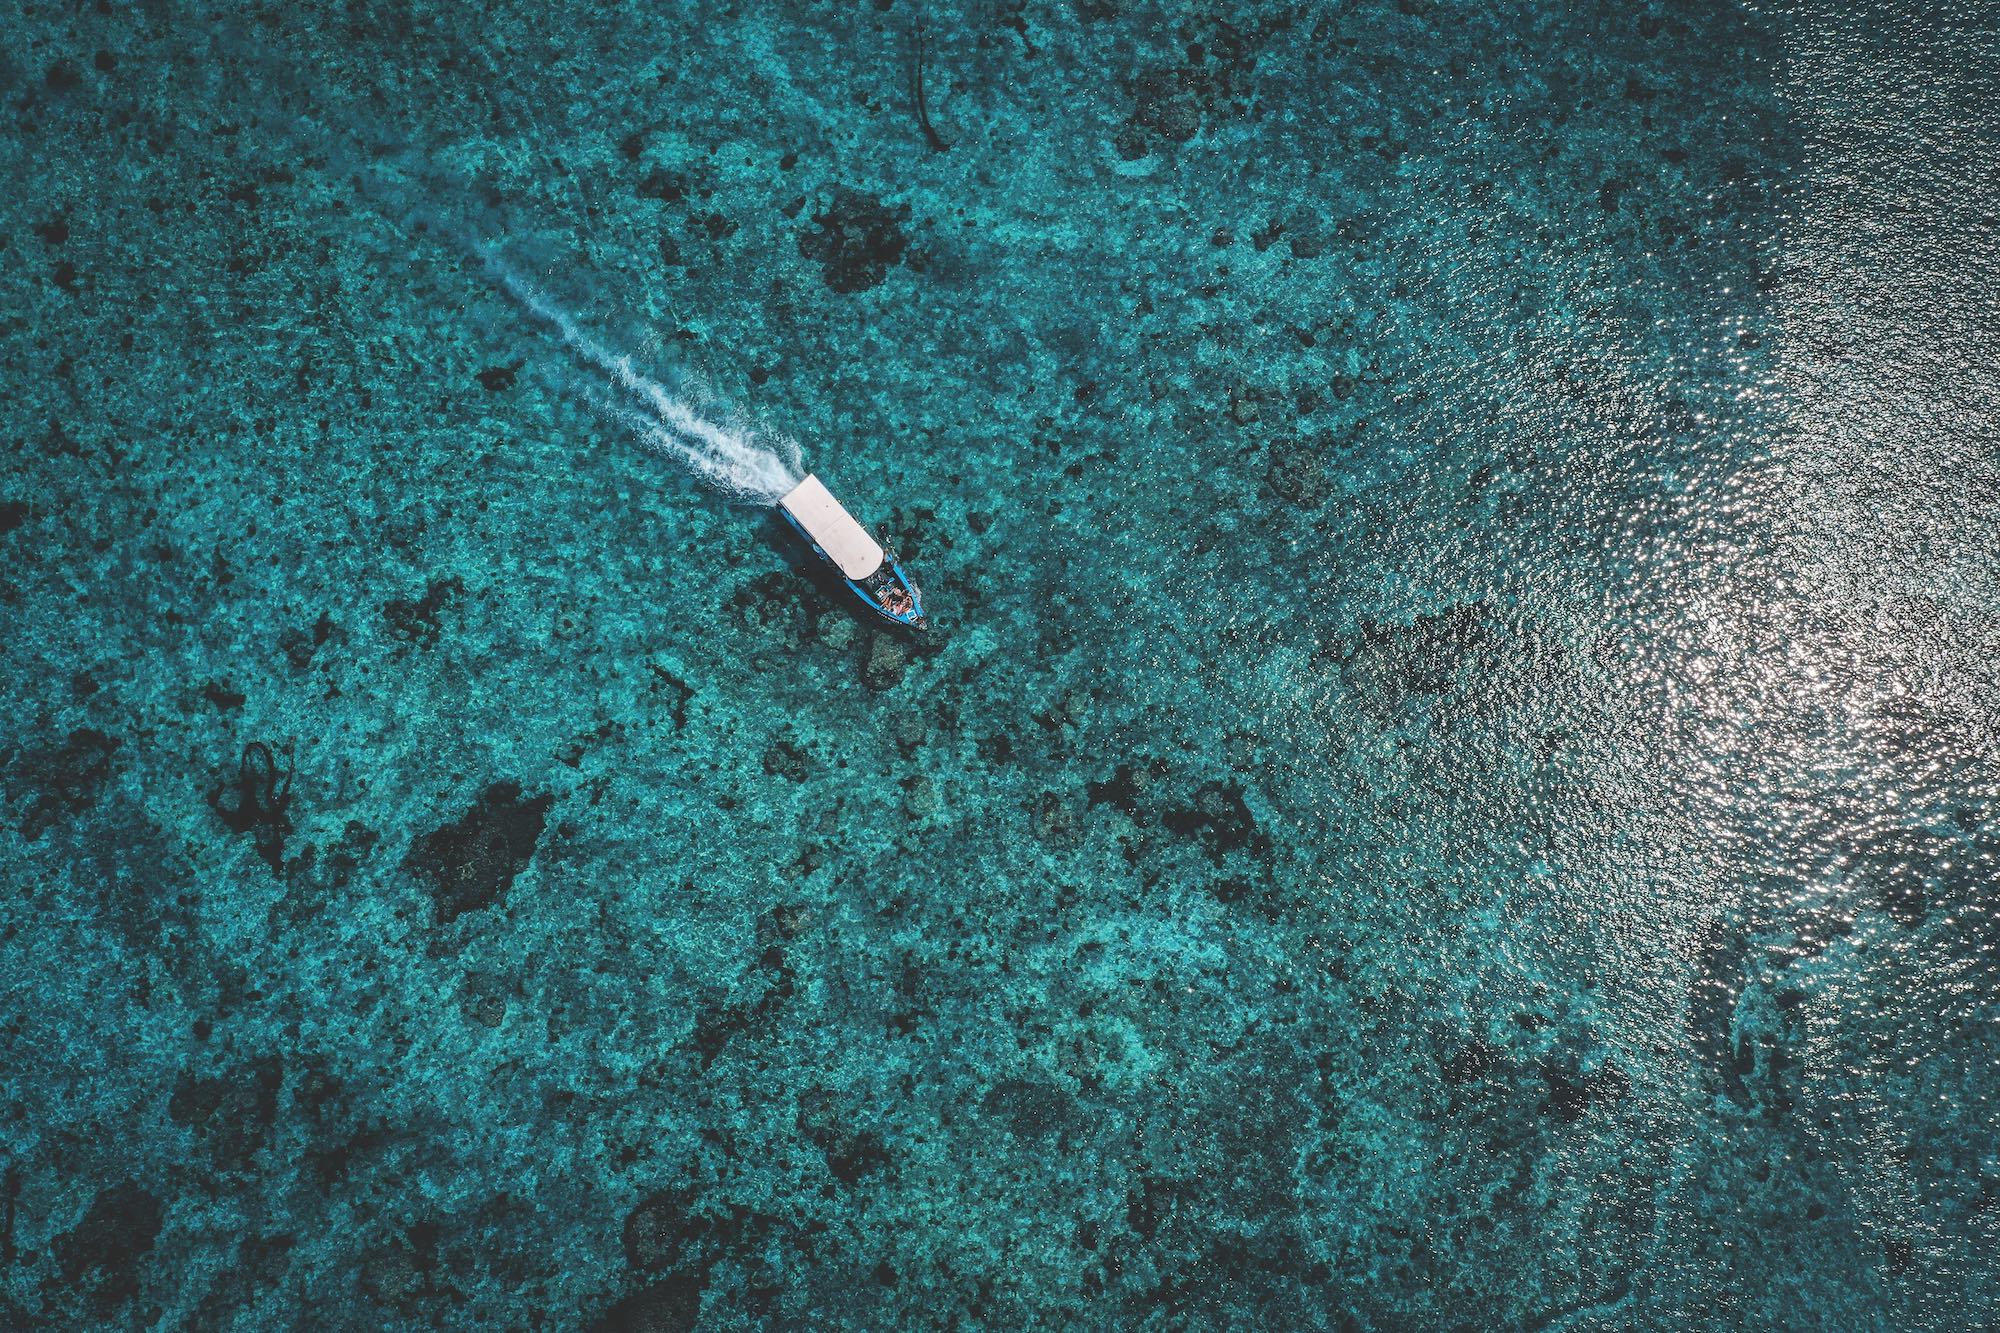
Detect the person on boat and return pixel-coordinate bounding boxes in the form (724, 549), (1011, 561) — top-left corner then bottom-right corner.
(880, 585), (913, 617)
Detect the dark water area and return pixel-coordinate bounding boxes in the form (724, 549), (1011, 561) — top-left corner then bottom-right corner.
(3, 2), (1998, 1328)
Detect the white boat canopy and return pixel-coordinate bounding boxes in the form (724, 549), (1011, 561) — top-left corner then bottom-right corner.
(778, 475), (886, 581)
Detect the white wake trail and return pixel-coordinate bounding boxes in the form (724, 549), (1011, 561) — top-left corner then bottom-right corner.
(200, 24), (803, 503)
(473, 245), (803, 505)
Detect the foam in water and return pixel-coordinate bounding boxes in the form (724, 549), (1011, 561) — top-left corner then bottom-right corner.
(470, 245), (805, 505)
(240, 47), (806, 507)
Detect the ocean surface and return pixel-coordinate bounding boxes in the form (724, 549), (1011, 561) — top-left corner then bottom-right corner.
(3, 2), (1998, 1328)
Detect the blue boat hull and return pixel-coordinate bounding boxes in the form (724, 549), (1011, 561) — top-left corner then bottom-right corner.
(777, 507), (926, 630)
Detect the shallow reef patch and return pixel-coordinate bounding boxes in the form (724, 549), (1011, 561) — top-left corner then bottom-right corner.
(405, 782), (556, 923)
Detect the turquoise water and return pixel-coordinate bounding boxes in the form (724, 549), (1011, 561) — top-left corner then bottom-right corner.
(4, 2), (1999, 1327)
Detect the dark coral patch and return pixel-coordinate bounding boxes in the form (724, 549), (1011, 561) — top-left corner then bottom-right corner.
(982, 1078), (1075, 1140)
(1264, 435), (1333, 506)
(797, 186), (910, 294)
(6, 727), (118, 840)
(623, 1189), (698, 1272)
(382, 576), (464, 647)
(1086, 758), (1168, 817)
(1130, 67), (1205, 143)
(406, 782), (555, 923)
(476, 360), (522, 391)
(594, 1272), (704, 1333)
(1539, 1060), (1630, 1124)
(1336, 602), (1507, 708)
(169, 1057), (284, 1167)
(1439, 1040), (1504, 1087)
(208, 742), (293, 876)
(44, 58), (84, 93)
(1163, 780), (1265, 862)
(1688, 919), (1751, 1107)
(55, 1182), (163, 1306)
(760, 736), (809, 782)
(280, 610), (337, 671)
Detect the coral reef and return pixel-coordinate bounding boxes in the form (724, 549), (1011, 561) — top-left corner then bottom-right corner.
(1, 0), (1996, 1328)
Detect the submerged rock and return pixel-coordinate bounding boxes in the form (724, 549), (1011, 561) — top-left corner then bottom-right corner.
(1163, 781), (1265, 862)
(358, 1232), (434, 1309)
(903, 775), (941, 820)
(168, 1056), (284, 1167)
(55, 1182), (163, 1304)
(761, 736), (809, 782)
(623, 1189), (698, 1272)
(1265, 435), (1331, 506)
(381, 576), (464, 648)
(815, 612), (857, 651)
(475, 361), (522, 391)
(406, 783), (555, 923)
(1129, 68), (1205, 143)
(862, 634), (908, 691)
(207, 742), (294, 876)
(797, 186), (910, 294)
(6, 727), (118, 840)
(595, 1273), (703, 1333)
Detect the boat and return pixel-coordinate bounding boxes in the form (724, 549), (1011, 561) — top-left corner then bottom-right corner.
(776, 474), (926, 630)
